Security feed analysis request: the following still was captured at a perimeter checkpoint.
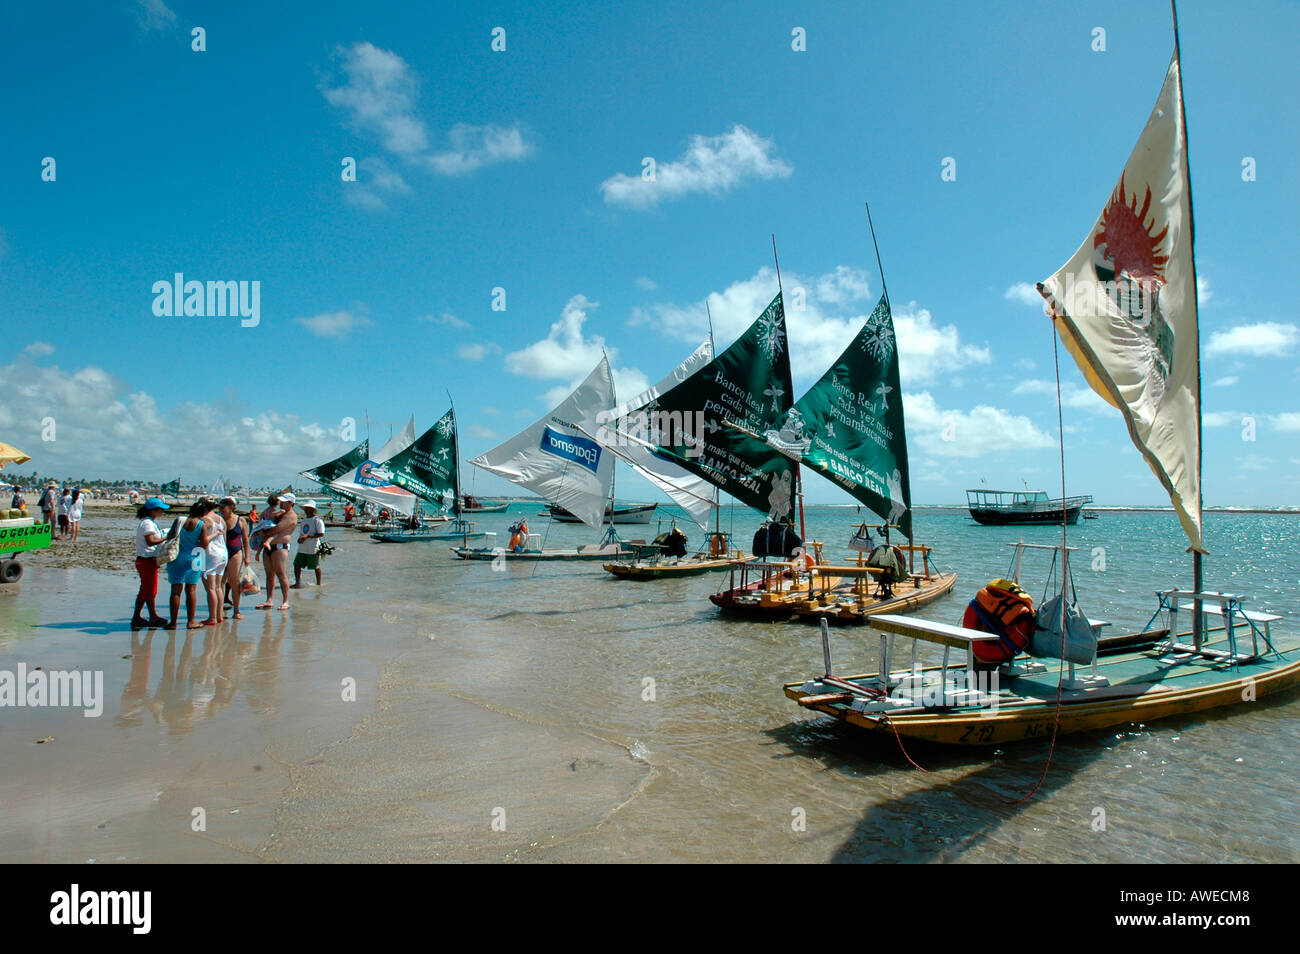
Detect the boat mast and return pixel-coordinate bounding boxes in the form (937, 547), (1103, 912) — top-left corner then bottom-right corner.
(771, 234), (806, 542)
(706, 300), (721, 544)
(1172, 0), (1205, 645)
(864, 201), (910, 551)
(447, 389), (462, 528)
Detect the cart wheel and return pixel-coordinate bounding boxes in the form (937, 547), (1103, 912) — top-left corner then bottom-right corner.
(1, 559), (22, 583)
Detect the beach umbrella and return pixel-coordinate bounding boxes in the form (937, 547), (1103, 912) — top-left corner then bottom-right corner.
(0, 442), (32, 469)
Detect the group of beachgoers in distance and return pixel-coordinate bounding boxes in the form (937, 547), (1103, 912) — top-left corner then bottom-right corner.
(9, 480), (88, 542)
(132, 492), (327, 630)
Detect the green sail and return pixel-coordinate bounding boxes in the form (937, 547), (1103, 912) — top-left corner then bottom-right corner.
(300, 439), (370, 485)
(386, 408), (458, 508)
(159, 478), (181, 496)
(764, 293), (912, 538)
(646, 293), (796, 523)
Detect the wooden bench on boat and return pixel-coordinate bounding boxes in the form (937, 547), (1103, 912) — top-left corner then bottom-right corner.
(867, 614), (999, 692)
(1158, 589), (1281, 660)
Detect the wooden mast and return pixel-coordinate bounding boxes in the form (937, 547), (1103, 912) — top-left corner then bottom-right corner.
(1171, 0), (1205, 646)
(771, 234), (806, 542)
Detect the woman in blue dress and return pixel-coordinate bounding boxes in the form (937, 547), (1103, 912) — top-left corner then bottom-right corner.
(167, 500), (216, 630)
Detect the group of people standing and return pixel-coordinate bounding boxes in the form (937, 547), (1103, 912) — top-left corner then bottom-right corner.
(132, 491), (328, 631)
(23, 480), (86, 542)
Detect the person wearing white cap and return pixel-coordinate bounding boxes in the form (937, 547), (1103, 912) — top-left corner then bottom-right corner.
(255, 491), (298, 611)
(292, 499), (326, 588)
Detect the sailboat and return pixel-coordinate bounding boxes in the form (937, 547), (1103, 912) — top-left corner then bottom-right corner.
(595, 337), (755, 579)
(451, 357), (635, 562)
(785, 11), (1300, 744)
(371, 405), (486, 543)
(300, 439), (370, 524)
(766, 264), (958, 624)
(613, 287), (806, 595)
(327, 418), (426, 525)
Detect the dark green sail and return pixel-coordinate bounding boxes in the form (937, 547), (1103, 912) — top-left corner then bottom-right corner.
(386, 408), (458, 508)
(764, 293), (912, 538)
(646, 293), (796, 523)
(159, 478), (181, 496)
(300, 439), (369, 485)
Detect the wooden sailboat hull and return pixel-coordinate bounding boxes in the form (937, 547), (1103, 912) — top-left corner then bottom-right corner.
(373, 530), (486, 543)
(785, 635), (1300, 746)
(792, 571), (959, 623)
(451, 544), (632, 562)
(544, 503), (658, 524)
(603, 555), (756, 580)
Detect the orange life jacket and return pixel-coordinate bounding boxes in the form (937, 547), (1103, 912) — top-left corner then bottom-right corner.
(963, 578), (1036, 666)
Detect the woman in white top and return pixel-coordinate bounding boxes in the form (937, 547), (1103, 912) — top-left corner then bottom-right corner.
(132, 497), (173, 630)
(202, 498), (229, 625)
(67, 489), (85, 542)
(57, 489), (72, 539)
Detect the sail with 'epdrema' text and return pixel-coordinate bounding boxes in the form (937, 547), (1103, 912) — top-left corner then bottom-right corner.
(470, 357), (616, 531)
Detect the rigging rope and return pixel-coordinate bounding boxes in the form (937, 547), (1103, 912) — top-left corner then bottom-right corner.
(1010, 314), (1071, 805)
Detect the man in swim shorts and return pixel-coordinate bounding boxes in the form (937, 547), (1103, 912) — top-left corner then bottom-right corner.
(256, 492), (298, 610)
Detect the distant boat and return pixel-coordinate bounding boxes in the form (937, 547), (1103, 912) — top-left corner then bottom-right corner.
(461, 496), (509, 513)
(544, 502), (657, 524)
(966, 488), (1093, 526)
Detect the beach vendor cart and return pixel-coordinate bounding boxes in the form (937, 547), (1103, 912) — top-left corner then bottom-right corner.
(0, 442), (51, 583)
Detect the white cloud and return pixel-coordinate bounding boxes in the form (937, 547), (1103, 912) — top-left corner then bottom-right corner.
(635, 276), (658, 291)
(23, 341), (54, 357)
(468, 425), (502, 440)
(1011, 379), (1114, 414)
(294, 311), (373, 339)
(135, 0), (177, 33)
(1211, 375), (1238, 387)
(1198, 275), (1213, 305)
(1271, 413), (1300, 432)
(321, 44), (533, 187)
(1004, 282), (1043, 308)
(1202, 411), (1242, 428)
(458, 343), (500, 361)
(1206, 321), (1298, 357)
(633, 265), (989, 385)
(422, 123), (534, 176)
(506, 295), (610, 381)
(599, 124), (792, 209)
(481, 406), (501, 416)
(0, 354), (348, 487)
(322, 43), (430, 156)
(344, 156), (411, 211)
(905, 391), (1056, 458)
(418, 312), (469, 329)
(506, 295), (649, 407)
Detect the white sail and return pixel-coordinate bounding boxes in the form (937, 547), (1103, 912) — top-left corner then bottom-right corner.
(471, 358), (616, 531)
(1038, 52), (1202, 551)
(597, 340), (717, 529)
(329, 416), (419, 517)
(208, 476), (225, 498)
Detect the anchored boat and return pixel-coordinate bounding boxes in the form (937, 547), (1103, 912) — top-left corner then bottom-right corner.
(786, 17), (1300, 744)
(966, 487), (1093, 525)
(453, 357), (635, 563)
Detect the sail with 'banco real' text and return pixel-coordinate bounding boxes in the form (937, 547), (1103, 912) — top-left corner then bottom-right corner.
(329, 418), (419, 517)
(763, 293), (912, 539)
(384, 407), (459, 511)
(638, 293), (796, 524)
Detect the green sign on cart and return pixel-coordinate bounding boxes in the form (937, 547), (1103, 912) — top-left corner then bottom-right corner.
(0, 521), (53, 554)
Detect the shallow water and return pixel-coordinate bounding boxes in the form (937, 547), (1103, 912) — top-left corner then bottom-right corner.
(1, 504), (1296, 862)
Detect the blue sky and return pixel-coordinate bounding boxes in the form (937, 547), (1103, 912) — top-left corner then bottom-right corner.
(1, 0), (1297, 507)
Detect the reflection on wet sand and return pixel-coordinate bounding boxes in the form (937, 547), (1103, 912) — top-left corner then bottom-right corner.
(116, 615), (288, 736)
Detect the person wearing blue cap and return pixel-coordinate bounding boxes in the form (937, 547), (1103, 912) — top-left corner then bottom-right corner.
(132, 497), (172, 630)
